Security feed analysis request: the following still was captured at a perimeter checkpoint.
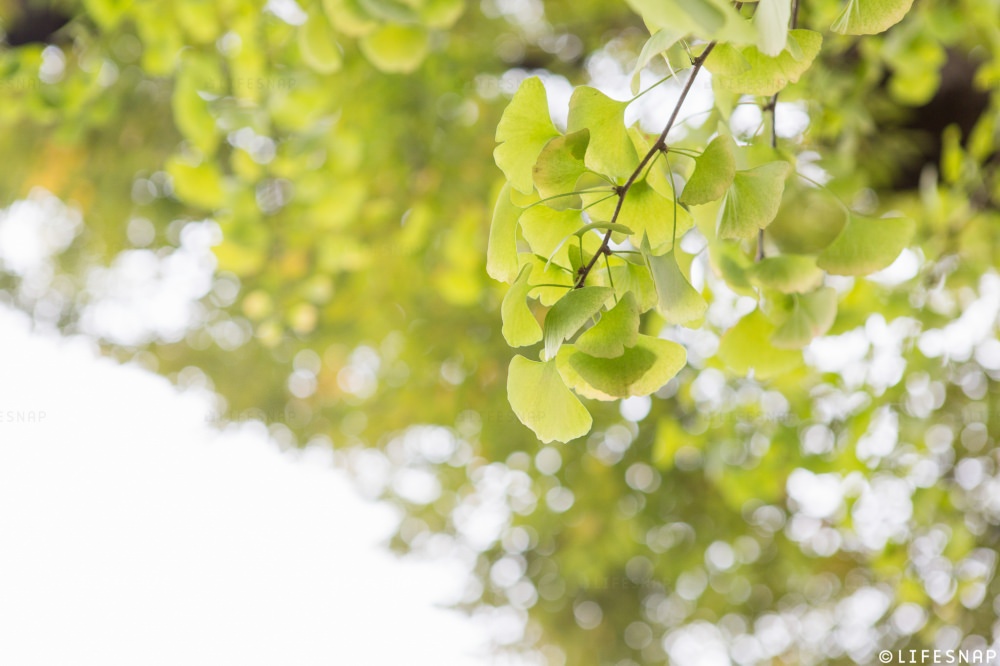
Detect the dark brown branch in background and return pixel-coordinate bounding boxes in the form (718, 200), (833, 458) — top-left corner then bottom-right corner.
(575, 42), (718, 288)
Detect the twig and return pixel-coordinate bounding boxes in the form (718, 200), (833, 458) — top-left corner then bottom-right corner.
(575, 41), (717, 288)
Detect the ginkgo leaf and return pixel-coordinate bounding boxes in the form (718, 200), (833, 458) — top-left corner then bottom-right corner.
(567, 87), (637, 182)
(627, 0), (756, 44)
(718, 309), (801, 378)
(556, 335), (687, 400)
(631, 29), (683, 95)
(679, 135), (736, 206)
(508, 356), (592, 443)
(495, 77), (560, 194)
(358, 24), (429, 74)
(299, 10), (343, 74)
(718, 161), (790, 240)
(573, 222), (633, 237)
(832, 0), (915, 35)
(646, 248), (707, 325)
(708, 30), (823, 96)
(519, 206), (587, 266)
(754, 0), (791, 56)
(543, 286), (614, 360)
(771, 287), (837, 348)
(575, 292), (640, 358)
(618, 180), (694, 250)
(487, 183), (522, 283)
(817, 214), (915, 276)
(523, 254), (575, 306)
(746, 254), (824, 293)
(609, 259), (659, 311)
(532, 129), (590, 202)
(502, 265), (542, 347)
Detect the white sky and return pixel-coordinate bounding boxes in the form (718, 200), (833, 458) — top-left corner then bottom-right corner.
(0, 305), (517, 666)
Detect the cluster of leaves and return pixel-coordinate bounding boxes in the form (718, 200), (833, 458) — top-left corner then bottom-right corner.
(489, 0), (919, 443)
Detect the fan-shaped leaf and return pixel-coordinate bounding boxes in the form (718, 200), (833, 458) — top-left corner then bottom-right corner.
(487, 183), (523, 283)
(816, 214), (915, 276)
(708, 30), (823, 96)
(646, 248), (707, 325)
(543, 287), (614, 359)
(718, 161), (790, 240)
(508, 356), (592, 443)
(680, 135), (736, 206)
(502, 265), (542, 347)
(532, 129), (590, 202)
(556, 335), (687, 400)
(576, 292), (640, 358)
(494, 77), (560, 194)
(746, 254), (824, 293)
(719, 309), (801, 378)
(567, 87), (637, 182)
(359, 24), (429, 74)
(832, 0), (915, 35)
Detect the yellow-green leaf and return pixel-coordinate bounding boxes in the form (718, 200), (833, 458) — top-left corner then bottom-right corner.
(502, 265), (542, 347)
(487, 183), (523, 283)
(495, 77), (560, 194)
(746, 254), (824, 293)
(708, 30), (823, 96)
(816, 214), (915, 276)
(575, 292), (640, 358)
(567, 87), (637, 182)
(718, 161), (790, 240)
(508, 356), (592, 443)
(533, 130), (590, 202)
(832, 0), (915, 35)
(543, 286), (614, 359)
(680, 135), (736, 206)
(556, 335), (687, 400)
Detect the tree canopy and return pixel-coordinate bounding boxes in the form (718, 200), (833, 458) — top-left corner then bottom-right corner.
(1, 0), (1000, 663)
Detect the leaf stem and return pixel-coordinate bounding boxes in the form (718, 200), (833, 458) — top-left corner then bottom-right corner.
(575, 41), (717, 288)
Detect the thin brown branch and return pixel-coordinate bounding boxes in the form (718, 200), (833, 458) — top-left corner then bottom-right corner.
(575, 41), (717, 288)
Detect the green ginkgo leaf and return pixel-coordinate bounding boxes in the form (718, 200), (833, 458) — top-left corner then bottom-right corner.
(567, 87), (637, 182)
(832, 0), (915, 35)
(816, 214), (915, 276)
(532, 129), (590, 202)
(618, 180), (694, 250)
(575, 292), (640, 358)
(708, 30), (823, 96)
(771, 287), (837, 348)
(495, 77), (560, 194)
(746, 254), (824, 293)
(609, 260), (659, 311)
(646, 248), (707, 326)
(627, 0), (756, 44)
(358, 24), (429, 74)
(556, 334), (687, 400)
(679, 135), (736, 206)
(754, 0), (791, 56)
(502, 265), (542, 347)
(487, 183), (522, 283)
(718, 309), (801, 378)
(631, 29), (683, 94)
(523, 254), (575, 306)
(507, 355), (592, 443)
(520, 206), (587, 266)
(718, 161), (790, 240)
(543, 286), (614, 359)
(299, 10), (343, 74)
